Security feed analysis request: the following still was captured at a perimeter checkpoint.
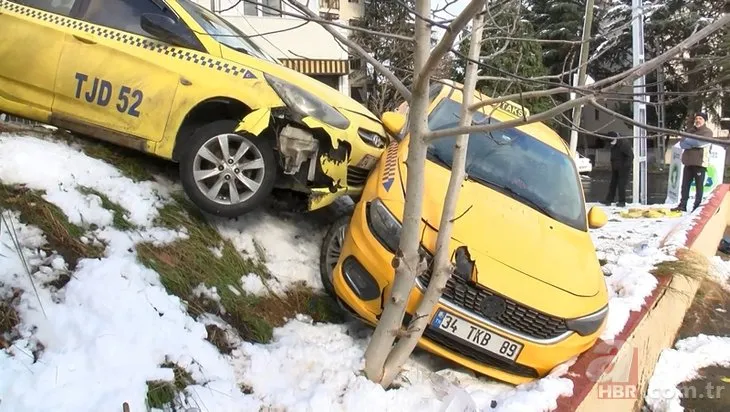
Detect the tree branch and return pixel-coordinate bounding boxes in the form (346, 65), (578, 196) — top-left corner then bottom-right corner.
(286, 0), (412, 101)
(468, 87), (570, 112)
(591, 100), (730, 146)
(413, 0), (486, 91)
(592, 13), (730, 92)
(425, 95), (594, 141)
(247, 0), (415, 41)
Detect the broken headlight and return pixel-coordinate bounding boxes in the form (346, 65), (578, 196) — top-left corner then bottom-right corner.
(264, 73), (350, 130)
(565, 305), (609, 336)
(358, 128), (386, 149)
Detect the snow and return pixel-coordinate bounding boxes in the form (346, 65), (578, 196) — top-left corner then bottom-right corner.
(587, 203), (694, 340)
(213, 212), (326, 291)
(645, 334), (730, 412)
(708, 256), (730, 291)
(240, 273), (271, 296)
(0, 131), (703, 412)
(0, 134), (169, 228)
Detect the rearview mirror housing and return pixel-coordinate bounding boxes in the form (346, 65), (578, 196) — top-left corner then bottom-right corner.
(587, 206), (607, 229)
(381, 111), (407, 139)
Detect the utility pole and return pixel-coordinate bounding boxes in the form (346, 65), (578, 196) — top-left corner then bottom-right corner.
(569, 0), (596, 156)
(657, 65), (666, 166)
(632, 0), (648, 204)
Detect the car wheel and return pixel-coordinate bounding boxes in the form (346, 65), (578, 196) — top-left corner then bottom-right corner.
(319, 214), (351, 297)
(180, 120), (276, 217)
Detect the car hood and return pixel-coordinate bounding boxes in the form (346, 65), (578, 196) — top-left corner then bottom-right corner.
(400, 158), (602, 298)
(221, 48), (382, 124)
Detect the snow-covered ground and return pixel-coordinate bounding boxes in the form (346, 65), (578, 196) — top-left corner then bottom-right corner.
(0, 132), (702, 411)
(646, 333), (730, 412)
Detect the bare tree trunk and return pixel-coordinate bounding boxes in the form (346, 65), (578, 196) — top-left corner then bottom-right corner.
(378, 6), (487, 388)
(363, 0), (433, 385)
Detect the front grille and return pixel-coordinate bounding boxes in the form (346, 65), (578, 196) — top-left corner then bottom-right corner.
(347, 166), (370, 186)
(418, 270), (568, 340)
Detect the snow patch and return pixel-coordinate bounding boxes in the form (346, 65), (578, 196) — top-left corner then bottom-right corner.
(646, 334), (730, 412)
(213, 212), (325, 291)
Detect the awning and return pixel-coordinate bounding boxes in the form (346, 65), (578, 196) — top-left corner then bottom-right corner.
(280, 59), (349, 75)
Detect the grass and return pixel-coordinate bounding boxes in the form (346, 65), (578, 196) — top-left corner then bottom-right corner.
(77, 186), (135, 231)
(0, 184), (104, 271)
(0, 302), (19, 349)
(651, 248), (710, 282)
(145, 362), (195, 410)
(137, 192), (344, 344)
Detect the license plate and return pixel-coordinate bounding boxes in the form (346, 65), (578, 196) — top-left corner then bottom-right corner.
(355, 154), (378, 170)
(431, 309), (523, 361)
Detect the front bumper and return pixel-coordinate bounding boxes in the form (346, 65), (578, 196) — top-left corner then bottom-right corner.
(332, 199), (601, 385)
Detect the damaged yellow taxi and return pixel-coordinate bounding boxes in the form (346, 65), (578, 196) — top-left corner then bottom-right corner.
(320, 80), (609, 385)
(0, 0), (386, 216)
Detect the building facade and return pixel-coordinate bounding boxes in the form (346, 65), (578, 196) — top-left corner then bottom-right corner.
(196, 0), (365, 100)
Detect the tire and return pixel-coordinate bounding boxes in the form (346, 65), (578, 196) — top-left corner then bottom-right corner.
(179, 119), (277, 218)
(319, 214), (351, 297)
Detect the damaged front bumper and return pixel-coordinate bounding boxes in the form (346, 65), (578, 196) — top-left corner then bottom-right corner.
(235, 106), (386, 211)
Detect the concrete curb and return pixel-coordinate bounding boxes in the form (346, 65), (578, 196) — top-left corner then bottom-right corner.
(556, 184), (730, 412)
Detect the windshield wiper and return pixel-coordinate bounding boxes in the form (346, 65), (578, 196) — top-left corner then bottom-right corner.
(466, 175), (555, 219)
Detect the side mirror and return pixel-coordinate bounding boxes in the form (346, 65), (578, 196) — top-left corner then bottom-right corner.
(587, 206), (607, 229)
(140, 13), (197, 49)
(381, 111), (406, 139)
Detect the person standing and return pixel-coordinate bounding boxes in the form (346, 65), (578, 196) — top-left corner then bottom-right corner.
(672, 112), (713, 212)
(602, 131), (634, 207)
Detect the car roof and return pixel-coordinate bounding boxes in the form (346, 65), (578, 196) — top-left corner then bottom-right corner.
(435, 80), (571, 154)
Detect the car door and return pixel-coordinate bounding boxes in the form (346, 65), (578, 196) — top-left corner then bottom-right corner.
(51, 0), (187, 143)
(0, 0), (82, 122)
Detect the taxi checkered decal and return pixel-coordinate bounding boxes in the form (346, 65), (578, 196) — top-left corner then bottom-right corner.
(0, 0), (257, 80)
(381, 141), (399, 191)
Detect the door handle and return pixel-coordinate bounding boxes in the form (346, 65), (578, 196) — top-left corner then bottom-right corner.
(72, 34), (96, 45)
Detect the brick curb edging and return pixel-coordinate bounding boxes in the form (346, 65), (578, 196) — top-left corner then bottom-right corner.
(554, 183), (730, 412)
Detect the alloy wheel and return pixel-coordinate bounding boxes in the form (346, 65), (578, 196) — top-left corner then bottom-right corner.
(193, 133), (266, 205)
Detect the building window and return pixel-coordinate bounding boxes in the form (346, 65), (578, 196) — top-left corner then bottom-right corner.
(243, 1), (258, 16)
(349, 18), (362, 27)
(244, 0), (281, 16)
(320, 11), (339, 20)
(349, 55), (362, 70)
(321, 0), (340, 9)
(261, 0), (281, 15)
(594, 108), (600, 121)
(348, 0), (359, 3)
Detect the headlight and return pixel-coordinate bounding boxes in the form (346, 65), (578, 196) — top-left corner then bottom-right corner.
(366, 199), (432, 260)
(565, 305), (608, 336)
(264, 73), (350, 130)
(358, 128), (386, 149)
(366, 198), (402, 253)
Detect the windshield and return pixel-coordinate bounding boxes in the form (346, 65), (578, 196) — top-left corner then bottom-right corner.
(177, 0), (280, 64)
(427, 98), (587, 231)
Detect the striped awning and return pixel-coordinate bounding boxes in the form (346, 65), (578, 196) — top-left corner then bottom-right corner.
(280, 59), (349, 75)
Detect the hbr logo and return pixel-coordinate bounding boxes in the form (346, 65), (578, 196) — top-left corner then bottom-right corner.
(585, 339), (641, 399)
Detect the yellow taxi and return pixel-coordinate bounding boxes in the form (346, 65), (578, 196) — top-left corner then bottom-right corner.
(320, 81), (610, 385)
(0, 0), (387, 216)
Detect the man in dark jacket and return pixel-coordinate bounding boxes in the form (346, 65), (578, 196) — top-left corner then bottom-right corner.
(672, 112), (713, 212)
(602, 131), (634, 207)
